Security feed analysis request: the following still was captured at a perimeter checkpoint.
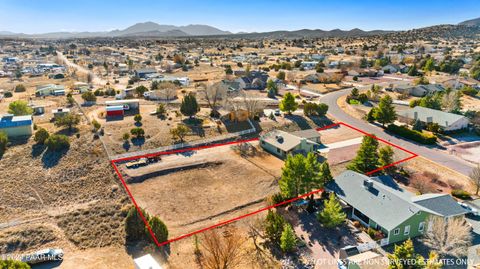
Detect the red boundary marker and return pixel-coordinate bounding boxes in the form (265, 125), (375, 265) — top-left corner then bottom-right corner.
(111, 121), (418, 247)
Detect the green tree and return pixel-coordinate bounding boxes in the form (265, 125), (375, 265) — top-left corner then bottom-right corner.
(135, 85), (148, 97)
(148, 216), (168, 243)
(277, 71), (286, 80)
(317, 193), (346, 228)
(319, 162), (333, 184)
(412, 119), (423, 131)
(379, 146), (395, 174)
(347, 135), (379, 173)
(0, 131), (8, 155)
(279, 92), (298, 114)
(122, 132), (130, 141)
(130, 127), (145, 138)
(387, 239), (425, 269)
(8, 100), (33, 116)
(92, 119), (101, 132)
(34, 128), (49, 144)
(0, 259), (30, 269)
(408, 64), (419, 76)
(351, 87), (359, 98)
(134, 114), (142, 123)
(170, 124), (190, 142)
(280, 154), (307, 198)
(156, 103), (167, 118)
(125, 206), (149, 241)
(266, 79), (278, 95)
(280, 223), (297, 253)
(264, 210), (285, 244)
(374, 95), (397, 126)
(365, 107), (377, 122)
(180, 93), (200, 118)
(55, 113), (80, 131)
(45, 134), (70, 151)
(81, 91), (97, 103)
(424, 58), (435, 73)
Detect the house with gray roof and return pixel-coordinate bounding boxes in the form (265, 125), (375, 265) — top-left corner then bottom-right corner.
(260, 129), (321, 158)
(393, 84), (445, 97)
(398, 106), (469, 132)
(326, 170), (466, 245)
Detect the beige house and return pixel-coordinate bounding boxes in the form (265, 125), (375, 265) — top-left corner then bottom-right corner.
(260, 129), (321, 158)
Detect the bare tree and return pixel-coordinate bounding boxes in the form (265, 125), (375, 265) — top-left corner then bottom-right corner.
(202, 82), (228, 117)
(470, 163), (480, 195)
(241, 91), (264, 119)
(423, 216), (471, 257)
(200, 228), (246, 269)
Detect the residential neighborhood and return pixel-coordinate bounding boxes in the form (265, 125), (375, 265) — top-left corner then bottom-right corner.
(1, 1), (480, 269)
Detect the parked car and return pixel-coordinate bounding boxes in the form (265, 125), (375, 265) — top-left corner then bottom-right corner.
(21, 248), (63, 265)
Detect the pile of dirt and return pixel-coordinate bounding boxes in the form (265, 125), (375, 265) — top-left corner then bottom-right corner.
(0, 225), (57, 254)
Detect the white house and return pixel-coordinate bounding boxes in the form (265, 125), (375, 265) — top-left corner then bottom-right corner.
(398, 106), (469, 132)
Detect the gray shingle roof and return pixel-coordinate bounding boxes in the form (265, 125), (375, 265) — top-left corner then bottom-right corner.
(327, 171), (419, 230)
(327, 171), (466, 231)
(412, 194), (467, 217)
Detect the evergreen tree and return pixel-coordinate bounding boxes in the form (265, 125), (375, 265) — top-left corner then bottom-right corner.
(317, 193), (346, 228)
(264, 210), (285, 244)
(266, 79), (278, 95)
(180, 93), (200, 118)
(379, 146), (395, 174)
(0, 259), (30, 269)
(304, 152), (322, 191)
(279, 92), (298, 114)
(387, 239), (425, 269)
(280, 223), (297, 253)
(148, 216), (168, 243)
(374, 95), (397, 126)
(280, 154), (307, 198)
(412, 119), (423, 131)
(347, 135), (379, 173)
(125, 206), (149, 241)
(319, 162), (333, 184)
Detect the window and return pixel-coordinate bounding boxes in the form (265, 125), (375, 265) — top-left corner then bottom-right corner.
(393, 228), (400, 235)
(418, 222), (425, 232)
(276, 148), (280, 153)
(404, 225), (410, 236)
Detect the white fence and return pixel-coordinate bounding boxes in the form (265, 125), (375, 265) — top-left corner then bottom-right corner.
(110, 119), (257, 161)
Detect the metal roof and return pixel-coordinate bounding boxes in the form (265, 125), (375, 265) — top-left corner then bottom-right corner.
(0, 114), (32, 128)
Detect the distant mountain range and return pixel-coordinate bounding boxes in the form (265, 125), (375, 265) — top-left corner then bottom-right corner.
(459, 17), (480, 26)
(0, 18), (479, 39)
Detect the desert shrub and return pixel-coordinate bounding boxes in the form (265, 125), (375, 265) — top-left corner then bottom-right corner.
(14, 84), (26, 92)
(0, 131), (8, 154)
(34, 128), (49, 144)
(4, 91), (13, 98)
(387, 124), (437, 144)
(0, 259), (30, 268)
(451, 189), (471, 200)
(45, 134), (70, 151)
(267, 192), (286, 206)
(134, 114), (142, 123)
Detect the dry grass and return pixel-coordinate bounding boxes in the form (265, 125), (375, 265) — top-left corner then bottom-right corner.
(56, 202), (127, 249)
(0, 225), (57, 254)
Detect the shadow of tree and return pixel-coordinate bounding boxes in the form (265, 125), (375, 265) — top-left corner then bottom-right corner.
(31, 143), (47, 158)
(41, 148), (69, 168)
(132, 137), (145, 147)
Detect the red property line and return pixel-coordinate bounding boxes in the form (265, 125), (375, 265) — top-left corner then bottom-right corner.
(111, 121), (418, 247)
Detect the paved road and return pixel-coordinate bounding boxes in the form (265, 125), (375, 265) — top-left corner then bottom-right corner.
(320, 88), (475, 176)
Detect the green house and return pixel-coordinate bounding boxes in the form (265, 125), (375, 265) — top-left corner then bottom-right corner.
(326, 171), (467, 245)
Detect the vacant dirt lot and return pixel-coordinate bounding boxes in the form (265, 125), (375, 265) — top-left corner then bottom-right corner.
(123, 145), (282, 239)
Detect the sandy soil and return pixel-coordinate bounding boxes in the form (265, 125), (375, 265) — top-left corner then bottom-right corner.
(125, 148), (281, 239)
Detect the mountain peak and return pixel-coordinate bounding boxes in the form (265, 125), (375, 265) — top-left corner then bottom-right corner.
(459, 17), (480, 26)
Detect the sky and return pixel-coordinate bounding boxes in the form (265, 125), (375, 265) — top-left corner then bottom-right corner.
(0, 0), (479, 34)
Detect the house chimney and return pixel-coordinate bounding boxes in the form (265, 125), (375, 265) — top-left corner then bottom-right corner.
(413, 111), (418, 120)
(363, 179), (373, 189)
